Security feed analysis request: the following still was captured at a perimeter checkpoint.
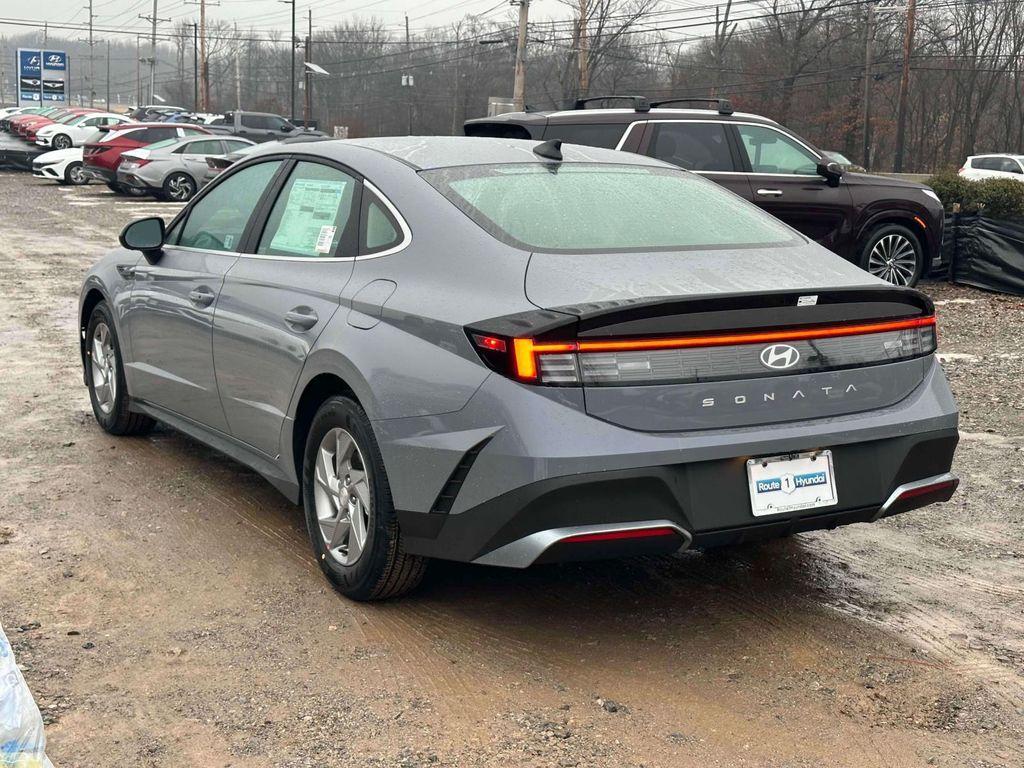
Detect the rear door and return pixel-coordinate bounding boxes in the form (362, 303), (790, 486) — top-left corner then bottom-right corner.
(123, 159), (285, 431)
(178, 138), (224, 180)
(638, 120), (753, 200)
(212, 158), (360, 455)
(730, 123), (853, 254)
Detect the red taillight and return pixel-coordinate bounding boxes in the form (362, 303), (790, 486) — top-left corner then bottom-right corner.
(561, 526), (679, 544)
(472, 334), (507, 353)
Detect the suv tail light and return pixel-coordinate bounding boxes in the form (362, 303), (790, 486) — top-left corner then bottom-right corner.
(469, 316), (937, 387)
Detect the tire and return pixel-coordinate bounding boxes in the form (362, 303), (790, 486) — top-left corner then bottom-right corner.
(52, 133), (72, 150)
(163, 172), (197, 202)
(858, 223), (924, 287)
(106, 182), (121, 193)
(301, 396), (427, 601)
(85, 302), (155, 436)
(64, 161), (88, 185)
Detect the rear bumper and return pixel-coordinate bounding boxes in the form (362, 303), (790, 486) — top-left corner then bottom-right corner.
(116, 168), (154, 191)
(383, 358), (959, 566)
(84, 164), (116, 183)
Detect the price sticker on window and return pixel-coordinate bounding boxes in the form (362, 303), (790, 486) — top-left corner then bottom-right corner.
(315, 225), (337, 254)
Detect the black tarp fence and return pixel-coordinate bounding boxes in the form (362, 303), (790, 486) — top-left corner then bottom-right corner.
(943, 212), (1024, 296)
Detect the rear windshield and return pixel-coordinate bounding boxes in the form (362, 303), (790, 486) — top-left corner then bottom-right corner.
(421, 163), (800, 253)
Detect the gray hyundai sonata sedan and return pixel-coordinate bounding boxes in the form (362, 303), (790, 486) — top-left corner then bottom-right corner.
(79, 136), (959, 600)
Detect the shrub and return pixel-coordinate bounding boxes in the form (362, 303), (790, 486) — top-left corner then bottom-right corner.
(925, 171), (1024, 219)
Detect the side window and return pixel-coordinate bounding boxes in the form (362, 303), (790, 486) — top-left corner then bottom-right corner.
(737, 125), (820, 175)
(180, 127), (206, 136)
(240, 114), (267, 130)
(183, 139), (223, 155)
(223, 140), (251, 152)
(265, 116), (290, 131)
(143, 127), (177, 143)
(361, 190), (404, 254)
(257, 161), (358, 258)
(82, 116), (102, 127)
(177, 160), (282, 252)
(647, 122), (734, 172)
(541, 123), (626, 149)
(1000, 158), (1022, 174)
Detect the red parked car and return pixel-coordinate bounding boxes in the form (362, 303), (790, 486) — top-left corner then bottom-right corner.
(83, 123), (211, 194)
(5, 107), (65, 135)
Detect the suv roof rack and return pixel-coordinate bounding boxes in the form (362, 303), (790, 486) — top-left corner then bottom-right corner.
(572, 95), (651, 113)
(649, 97), (734, 115)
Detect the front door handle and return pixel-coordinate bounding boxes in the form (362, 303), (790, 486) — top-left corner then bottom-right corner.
(284, 307), (319, 331)
(756, 188), (784, 197)
(188, 286), (216, 307)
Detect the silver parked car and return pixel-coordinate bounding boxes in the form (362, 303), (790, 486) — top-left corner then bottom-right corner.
(117, 135), (255, 201)
(79, 137), (959, 600)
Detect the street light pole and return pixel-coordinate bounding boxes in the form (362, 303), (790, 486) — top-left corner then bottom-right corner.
(279, 0), (296, 121)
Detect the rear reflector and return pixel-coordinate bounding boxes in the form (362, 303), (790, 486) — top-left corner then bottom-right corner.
(511, 316), (937, 385)
(878, 473), (959, 518)
(560, 526), (679, 544)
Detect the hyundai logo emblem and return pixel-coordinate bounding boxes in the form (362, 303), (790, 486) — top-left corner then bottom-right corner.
(759, 344), (800, 370)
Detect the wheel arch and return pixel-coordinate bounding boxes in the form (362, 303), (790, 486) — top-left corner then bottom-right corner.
(79, 284), (109, 383)
(288, 371), (366, 504)
(857, 211), (932, 272)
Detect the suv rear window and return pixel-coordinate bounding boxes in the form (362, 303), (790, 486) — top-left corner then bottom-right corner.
(423, 163), (798, 253)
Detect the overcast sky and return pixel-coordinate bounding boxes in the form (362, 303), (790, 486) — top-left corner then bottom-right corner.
(0, 0), (565, 41)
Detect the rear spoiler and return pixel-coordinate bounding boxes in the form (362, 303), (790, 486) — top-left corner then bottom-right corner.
(469, 286), (933, 341)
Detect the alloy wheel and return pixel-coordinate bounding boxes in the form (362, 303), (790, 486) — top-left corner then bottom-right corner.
(313, 427), (372, 566)
(867, 233), (918, 286)
(90, 322), (117, 414)
(68, 164), (86, 184)
(167, 174), (195, 201)
(53, 134), (71, 150)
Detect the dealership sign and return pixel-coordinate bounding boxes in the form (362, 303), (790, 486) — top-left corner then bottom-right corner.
(17, 49), (68, 106)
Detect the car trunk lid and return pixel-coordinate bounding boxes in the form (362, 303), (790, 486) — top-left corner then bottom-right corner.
(519, 247), (937, 431)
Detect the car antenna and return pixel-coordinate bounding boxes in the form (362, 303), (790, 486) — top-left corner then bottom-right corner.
(533, 139), (563, 161)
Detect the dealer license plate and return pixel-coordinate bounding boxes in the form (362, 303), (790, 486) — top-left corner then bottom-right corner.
(746, 450), (838, 517)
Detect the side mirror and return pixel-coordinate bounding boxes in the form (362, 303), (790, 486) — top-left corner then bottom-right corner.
(817, 161), (844, 187)
(280, 123), (294, 132)
(119, 217), (165, 259)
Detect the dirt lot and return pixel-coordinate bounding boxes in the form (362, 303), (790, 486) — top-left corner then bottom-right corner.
(0, 170), (1022, 768)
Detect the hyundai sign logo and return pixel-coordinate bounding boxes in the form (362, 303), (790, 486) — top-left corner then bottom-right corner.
(759, 344), (801, 370)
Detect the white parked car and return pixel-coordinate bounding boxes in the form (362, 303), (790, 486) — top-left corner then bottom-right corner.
(32, 146), (88, 185)
(35, 113), (134, 150)
(959, 154), (1024, 181)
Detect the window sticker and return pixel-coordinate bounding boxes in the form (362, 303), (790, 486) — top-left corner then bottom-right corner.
(270, 178), (348, 256)
(315, 225), (337, 254)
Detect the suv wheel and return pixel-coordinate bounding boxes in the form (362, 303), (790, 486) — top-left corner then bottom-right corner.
(859, 224), (924, 287)
(86, 302), (155, 436)
(302, 396), (427, 601)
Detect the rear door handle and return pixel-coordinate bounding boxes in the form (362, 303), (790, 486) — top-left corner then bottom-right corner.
(188, 286), (216, 307)
(756, 188), (783, 197)
(284, 307), (319, 331)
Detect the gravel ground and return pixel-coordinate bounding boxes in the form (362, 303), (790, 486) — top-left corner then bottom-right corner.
(0, 171), (1022, 768)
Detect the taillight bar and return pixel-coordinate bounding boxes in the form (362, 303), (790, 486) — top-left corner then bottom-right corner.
(512, 316), (936, 381)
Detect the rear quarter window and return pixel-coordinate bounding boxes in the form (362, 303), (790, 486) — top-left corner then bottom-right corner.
(541, 123), (627, 149)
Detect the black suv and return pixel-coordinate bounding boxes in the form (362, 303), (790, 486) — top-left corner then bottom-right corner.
(465, 97), (945, 287)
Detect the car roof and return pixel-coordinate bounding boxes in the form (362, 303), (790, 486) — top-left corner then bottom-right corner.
(969, 153), (1024, 159)
(307, 135), (672, 170)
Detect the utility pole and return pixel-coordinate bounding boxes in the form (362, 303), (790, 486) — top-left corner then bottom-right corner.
(139, 1), (171, 104)
(861, 3), (873, 171)
(278, 0), (297, 121)
(577, 0), (589, 97)
(512, 0), (530, 111)
(405, 14), (412, 134)
(234, 23), (241, 110)
(105, 40), (110, 109)
(304, 8), (312, 125)
(186, 1), (219, 111)
(135, 35), (141, 106)
(193, 23), (199, 111)
(86, 0), (95, 107)
(893, 0), (917, 172)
